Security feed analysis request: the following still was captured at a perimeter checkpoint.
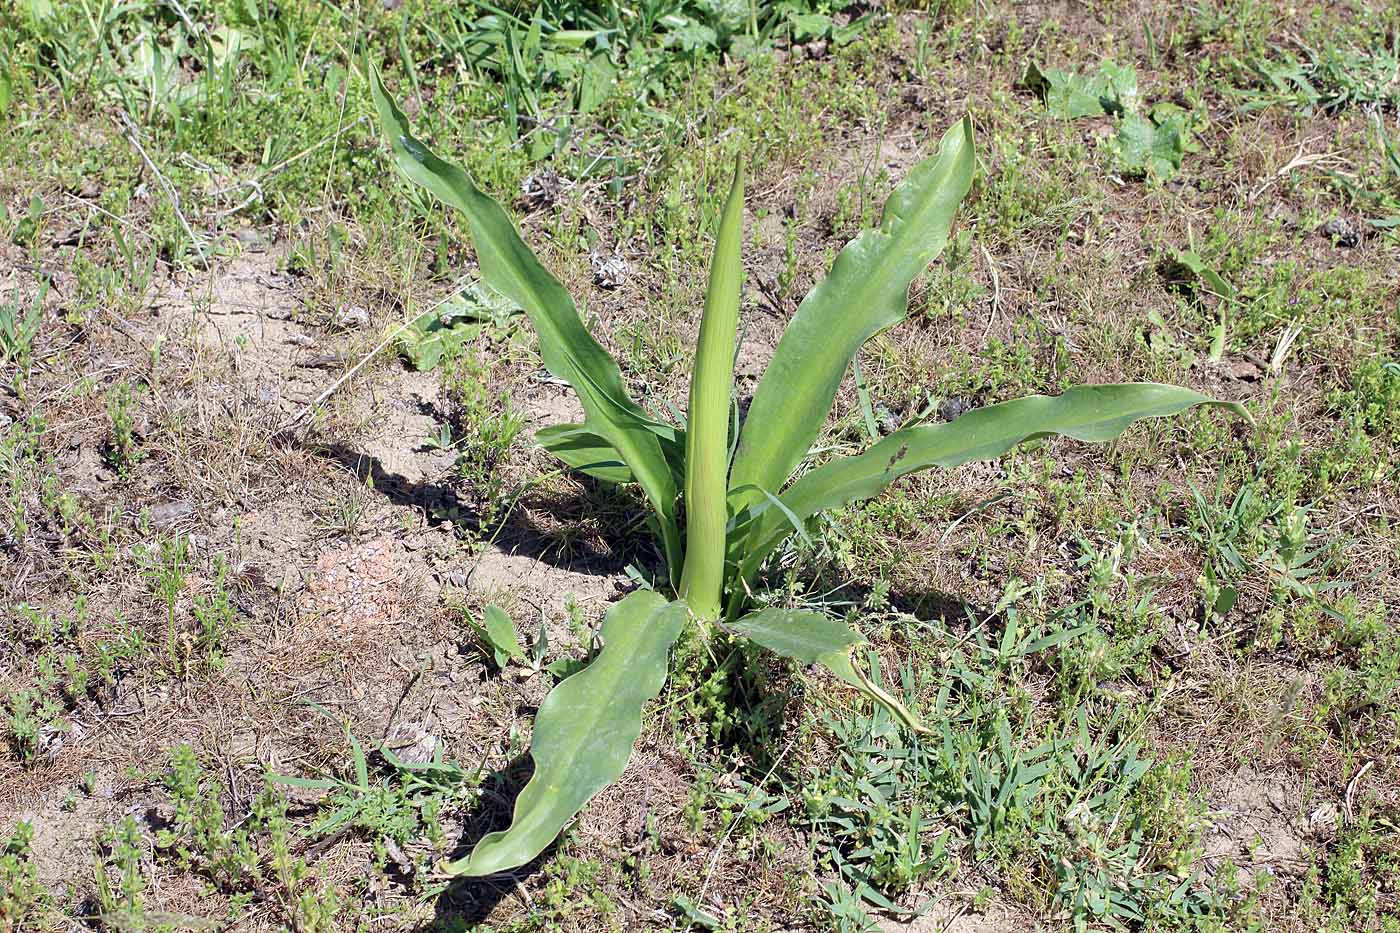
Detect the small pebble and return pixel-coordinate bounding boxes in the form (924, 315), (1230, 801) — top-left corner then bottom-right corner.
(149, 500), (195, 528)
(1320, 217), (1358, 248)
(590, 252), (629, 289)
(335, 305), (370, 329)
(277, 565), (305, 594)
(521, 170), (564, 207)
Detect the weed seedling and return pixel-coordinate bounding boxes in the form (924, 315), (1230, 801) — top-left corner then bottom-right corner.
(104, 381), (143, 477)
(0, 822), (47, 930)
(0, 282), (44, 378)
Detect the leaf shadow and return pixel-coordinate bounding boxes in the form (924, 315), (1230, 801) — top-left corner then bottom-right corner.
(310, 442), (661, 577)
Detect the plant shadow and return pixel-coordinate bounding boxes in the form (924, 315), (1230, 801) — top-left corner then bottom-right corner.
(312, 442), (662, 578)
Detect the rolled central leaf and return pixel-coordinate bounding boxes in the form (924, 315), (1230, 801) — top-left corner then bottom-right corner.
(679, 160), (745, 620)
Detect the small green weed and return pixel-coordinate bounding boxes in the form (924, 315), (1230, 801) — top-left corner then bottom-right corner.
(0, 283), (44, 376)
(0, 822), (47, 931)
(94, 816), (150, 930)
(103, 381), (143, 477)
(1299, 803), (1400, 929)
(1232, 39), (1400, 114)
(145, 745), (349, 929)
(157, 744), (263, 889)
(441, 345), (524, 512)
(3, 687), (62, 767)
(1328, 356), (1400, 443)
(1313, 598), (1399, 753)
(190, 557), (236, 669)
(4, 599), (147, 767)
(269, 714), (481, 878)
(804, 702), (950, 925)
(312, 473), (375, 538)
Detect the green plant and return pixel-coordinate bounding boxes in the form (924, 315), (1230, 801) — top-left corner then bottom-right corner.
(156, 744), (262, 888)
(805, 702), (949, 925)
(0, 282), (44, 373)
(368, 63), (1246, 878)
(191, 557), (235, 670)
(0, 821), (47, 929)
(441, 344), (525, 503)
(1024, 59), (1197, 180)
(467, 604), (528, 668)
(1232, 39), (1400, 115)
(1022, 59), (1140, 118)
(463, 603), (573, 679)
(104, 381), (142, 476)
(94, 816), (150, 929)
(140, 745), (352, 929)
(268, 711), (480, 875)
(4, 687), (61, 766)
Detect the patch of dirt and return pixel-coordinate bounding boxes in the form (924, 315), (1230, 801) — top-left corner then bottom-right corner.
(879, 900), (1043, 932)
(230, 498), (322, 594)
(518, 379), (586, 430)
(464, 542), (623, 622)
(172, 251), (325, 416)
(1204, 766), (1317, 884)
(17, 792), (120, 889)
(353, 369), (458, 484)
(298, 536), (413, 636)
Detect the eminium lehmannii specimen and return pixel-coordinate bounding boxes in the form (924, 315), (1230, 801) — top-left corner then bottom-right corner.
(367, 60), (1247, 877)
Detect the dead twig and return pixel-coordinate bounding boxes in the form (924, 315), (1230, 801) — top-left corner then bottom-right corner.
(116, 111), (210, 268)
(1344, 760), (1374, 824)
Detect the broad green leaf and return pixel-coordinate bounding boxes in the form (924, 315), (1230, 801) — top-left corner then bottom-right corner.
(535, 424), (633, 484)
(576, 53), (616, 115)
(785, 11), (871, 46)
(479, 605), (526, 667)
(535, 423), (686, 486)
(1114, 104), (1195, 180)
(544, 656), (587, 680)
(831, 13), (873, 46)
(729, 608), (926, 733)
(1023, 60), (1138, 118)
(439, 281), (524, 327)
(1170, 250), (1235, 301)
(728, 115), (975, 554)
(446, 592), (689, 876)
(397, 314), (483, 371)
(672, 894), (723, 929)
(662, 15), (718, 52)
(733, 384), (1249, 590)
(368, 62), (683, 582)
(22, 0), (54, 24)
(679, 160), (745, 620)
(1168, 249), (1234, 362)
